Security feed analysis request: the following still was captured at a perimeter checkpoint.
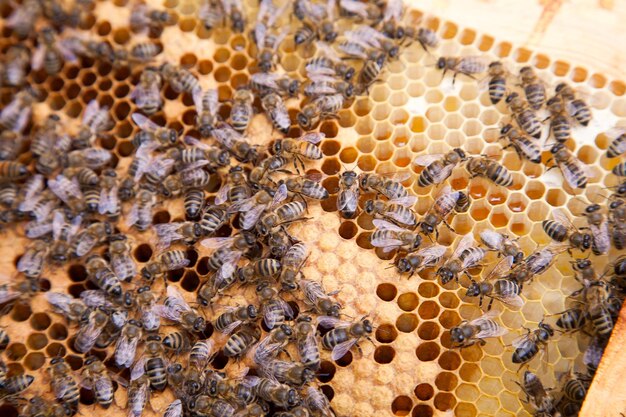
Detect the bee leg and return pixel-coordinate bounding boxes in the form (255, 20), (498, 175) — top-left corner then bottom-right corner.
(442, 220), (455, 233)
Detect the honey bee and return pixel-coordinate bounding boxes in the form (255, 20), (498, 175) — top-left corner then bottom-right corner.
(250, 72), (301, 98)
(81, 356), (114, 408)
(130, 3), (173, 34)
(337, 170), (360, 219)
(550, 143), (591, 189)
(0, 88), (36, 133)
(48, 174), (86, 213)
(190, 339), (217, 369)
(436, 56), (488, 85)
(518, 66), (546, 110)
(498, 124), (542, 163)
(107, 234), (136, 282)
(583, 204), (610, 256)
(343, 25), (400, 61)
(450, 310), (508, 348)
(154, 221), (202, 250)
(127, 375), (150, 417)
(5, 0), (41, 38)
(226, 183), (287, 230)
(413, 148), (467, 187)
(199, 204), (229, 237)
(2, 373), (34, 396)
(160, 62), (200, 94)
(306, 42), (356, 82)
(480, 230), (523, 263)
(511, 244), (568, 286)
(466, 256), (523, 311)
(163, 400), (183, 417)
(17, 240), (48, 279)
(246, 376), (301, 408)
(318, 316), (373, 360)
(69, 221), (112, 259)
(504, 92), (543, 139)
(482, 61), (510, 105)
(114, 319), (143, 368)
(141, 250), (190, 282)
(279, 175), (329, 201)
(613, 161), (626, 177)
(257, 281), (294, 329)
(74, 307), (109, 353)
(609, 198), (626, 250)
(223, 323), (261, 357)
(222, 0), (245, 32)
(31, 27), (77, 75)
(511, 320), (554, 366)
(437, 233), (486, 285)
(262, 93), (291, 133)
(132, 112), (178, 147)
(155, 285), (205, 332)
(542, 208), (593, 252)
(277, 242), (308, 291)
(0, 131), (25, 161)
(193, 87), (220, 137)
(48, 357), (80, 411)
(198, 0), (225, 30)
(50, 211), (83, 263)
(419, 185), (464, 236)
(183, 188), (206, 220)
(0, 328), (9, 351)
(215, 304), (259, 334)
(364, 197), (418, 229)
(555, 82), (592, 126)
(560, 370), (592, 403)
(211, 122), (258, 162)
(273, 132), (324, 171)
(261, 360), (315, 387)
(292, 316), (320, 371)
(300, 279), (342, 317)
(230, 88), (255, 132)
(555, 307), (587, 333)
(255, 22), (289, 72)
(128, 42), (161, 62)
(3, 45), (29, 87)
(46, 291), (89, 323)
(86, 254), (123, 297)
(395, 244), (447, 277)
(466, 157), (514, 187)
(82, 99), (113, 136)
(257, 200), (308, 236)
(126, 185), (157, 231)
(237, 258), (282, 283)
(604, 127), (626, 158)
(201, 231), (257, 281)
(371, 219), (422, 253)
(131, 67), (163, 115)
(131, 335), (168, 391)
(545, 95), (573, 143)
(297, 94), (344, 130)
(517, 371), (558, 416)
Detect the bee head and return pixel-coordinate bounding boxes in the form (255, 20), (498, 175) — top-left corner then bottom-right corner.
(363, 319), (373, 333)
(450, 326), (464, 342)
(286, 388), (300, 407)
(359, 174), (369, 189)
(296, 112), (311, 130)
(500, 124), (512, 135)
(280, 324), (293, 336)
(550, 143), (564, 154)
(437, 268), (454, 284)
(465, 282), (480, 297)
(363, 199), (375, 215)
(396, 257), (411, 273)
(247, 304), (258, 319)
(193, 317), (206, 332)
(436, 57), (446, 69)
(585, 204), (601, 213)
(505, 92), (518, 103)
(344, 67), (356, 82)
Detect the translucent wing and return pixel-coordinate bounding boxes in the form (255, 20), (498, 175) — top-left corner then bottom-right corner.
(80, 289), (113, 308)
(0, 287), (20, 304)
(115, 334), (140, 368)
(493, 292), (524, 309)
(183, 135), (212, 150)
(552, 208), (576, 232)
(418, 245), (447, 262)
(52, 210), (66, 241)
(339, 0), (369, 18)
(589, 221), (610, 254)
(250, 72), (279, 89)
(370, 235), (403, 250)
(132, 112), (160, 131)
(31, 46), (45, 71)
(154, 223), (184, 250)
(46, 292), (74, 315)
(164, 400), (183, 417)
(240, 205), (265, 230)
(214, 184), (230, 205)
(452, 233), (474, 259)
(480, 230), (504, 250)
(390, 195), (417, 207)
(512, 333), (534, 349)
(83, 100), (101, 124)
(337, 189), (357, 211)
(373, 219), (405, 232)
(315, 41), (341, 62)
(474, 320), (508, 339)
(192, 86), (205, 112)
(300, 279), (326, 304)
(201, 236), (235, 249)
(272, 183), (288, 206)
(485, 256), (514, 280)
(458, 56), (490, 73)
(299, 132), (324, 144)
(98, 185), (119, 215)
(557, 158), (589, 189)
(383, 0), (403, 22)
(331, 337), (359, 361)
(130, 356), (146, 380)
(317, 315), (349, 328)
(413, 154), (443, 166)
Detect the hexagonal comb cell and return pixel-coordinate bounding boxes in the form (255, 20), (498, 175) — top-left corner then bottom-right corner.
(0, 0), (624, 416)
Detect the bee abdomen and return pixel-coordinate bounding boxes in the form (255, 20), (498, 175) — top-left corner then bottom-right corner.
(542, 220), (568, 242)
(488, 77), (506, 104)
(145, 357), (167, 391)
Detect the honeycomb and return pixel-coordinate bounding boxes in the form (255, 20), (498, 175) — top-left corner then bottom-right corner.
(0, 0), (624, 416)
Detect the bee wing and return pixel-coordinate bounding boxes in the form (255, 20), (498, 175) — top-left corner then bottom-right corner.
(317, 315), (349, 328)
(130, 356), (146, 380)
(272, 183), (288, 206)
(339, 0), (369, 19)
(216, 251), (242, 281)
(494, 292), (524, 309)
(418, 244), (448, 262)
(390, 195), (417, 207)
(76, 319), (104, 353)
(254, 22), (266, 50)
(300, 279), (326, 304)
(0, 287), (20, 304)
(604, 127), (626, 140)
(94, 374), (113, 395)
(474, 321), (508, 339)
(373, 219), (405, 232)
(240, 205), (266, 230)
(98, 185), (119, 215)
(214, 184), (231, 205)
(370, 234), (403, 250)
(141, 308), (160, 332)
(485, 256), (514, 280)
(250, 72), (280, 89)
(164, 400), (183, 417)
(552, 208), (577, 232)
(337, 189), (358, 211)
(383, 0), (403, 22)
(51, 377), (69, 400)
(83, 100), (101, 125)
(126, 203), (140, 228)
(458, 56), (489, 74)
(589, 221), (610, 254)
(220, 320), (243, 335)
(46, 292), (74, 315)
(115, 334), (140, 368)
(154, 223), (184, 250)
(52, 210), (66, 241)
(299, 132), (325, 145)
(183, 135), (212, 150)
(192, 86), (205, 112)
(131, 112), (160, 132)
(452, 233), (475, 259)
(480, 230), (504, 250)
(31, 45), (45, 71)
(412, 154), (443, 166)
(201, 236), (235, 249)
(331, 337), (359, 361)
(511, 333), (533, 349)
(80, 289), (109, 308)
(325, 0), (336, 19)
